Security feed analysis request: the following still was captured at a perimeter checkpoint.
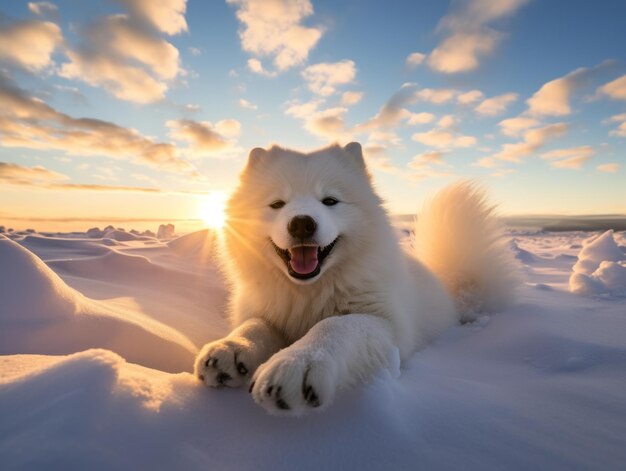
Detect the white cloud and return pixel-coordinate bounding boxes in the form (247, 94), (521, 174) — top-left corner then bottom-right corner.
(607, 113), (626, 123)
(405, 165), (454, 182)
(0, 161), (67, 183)
(353, 85), (473, 149)
(541, 145), (595, 161)
(215, 119), (241, 138)
(303, 107), (351, 141)
(60, 50), (168, 104)
(116, 0), (188, 35)
(412, 129), (476, 149)
(360, 132), (405, 175)
(527, 62), (614, 117)
(247, 58), (274, 76)
(107, 16), (180, 79)
(437, 115), (457, 128)
(598, 74), (626, 101)
(527, 72), (578, 116)
(606, 113), (626, 137)
(550, 155), (590, 169)
(490, 168), (517, 177)
(475, 92), (518, 116)
(457, 89), (484, 104)
(427, 0), (529, 73)
(340, 91), (363, 106)
(357, 84), (457, 133)
(498, 116), (540, 137)
(0, 161), (175, 193)
(284, 97), (351, 142)
(0, 77), (196, 174)
(227, 0), (323, 72)
(597, 163), (620, 173)
(59, 13), (183, 103)
(408, 151), (447, 169)
(28, 2), (58, 18)
(0, 20), (62, 71)
(238, 98), (257, 110)
(362, 145), (401, 175)
(367, 130), (401, 146)
(405, 52), (426, 69)
(355, 83), (419, 131)
(411, 110), (475, 149)
(415, 88), (457, 104)
(473, 157), (499, 168)
(302, 60), (356, 96)
(407, 112), (436, 125)
(167, 119), (241, 157)
(491, 123), (568, 162)
(542, 145), (595, 169)
(284, 98), (323, 119)
(428, 31), (497, 74)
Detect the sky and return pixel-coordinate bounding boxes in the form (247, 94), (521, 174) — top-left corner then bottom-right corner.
(0, 0), (625, 231)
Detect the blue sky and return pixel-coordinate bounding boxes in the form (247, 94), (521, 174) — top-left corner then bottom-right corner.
(1, 0), (625, 230)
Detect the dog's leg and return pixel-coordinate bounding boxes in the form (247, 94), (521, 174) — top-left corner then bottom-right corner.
(250, 314), (394, 416)
(194, 317), (286, 388)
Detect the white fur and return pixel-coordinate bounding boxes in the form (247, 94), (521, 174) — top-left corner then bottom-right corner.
(414, 180), (521, 322)
(194, 143), (518, 416)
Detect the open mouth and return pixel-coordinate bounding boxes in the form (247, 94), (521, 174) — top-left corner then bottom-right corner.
(271, 238), (338, 280)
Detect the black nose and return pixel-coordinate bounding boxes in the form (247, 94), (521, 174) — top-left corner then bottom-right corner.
(288, 215), (317, 239)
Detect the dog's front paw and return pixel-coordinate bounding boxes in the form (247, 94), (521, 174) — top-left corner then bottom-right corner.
(250, 348), (338, 416)
(194, 337), (259, 388)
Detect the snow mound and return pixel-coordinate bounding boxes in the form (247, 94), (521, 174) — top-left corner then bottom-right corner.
(51, 250), (155, 278)
(570, 230), (626, 296)
(167, 229), (219, 261)
(48, 249), (203, 291)
(555, 253), (577, 261)
(19, 234), (110, 259)
(101, 238), (123, 246)
(572, 230), (623, 274)
(0, 236), (197, 372)
(103, 228), (141, 241)
(0, 234), (79, 321)
(86, 227), (104, 238)
(157, 223), (176, 239)
(511, 240), (537, 264)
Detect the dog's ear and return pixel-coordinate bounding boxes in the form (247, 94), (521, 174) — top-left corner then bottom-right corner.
(246, 147), (269, 168)
(343, 142), (366, 169)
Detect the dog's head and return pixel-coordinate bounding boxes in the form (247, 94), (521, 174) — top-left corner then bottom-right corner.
(224, 142), (382, 285)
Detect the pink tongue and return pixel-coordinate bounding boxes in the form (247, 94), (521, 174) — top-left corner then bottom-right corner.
(289, 246), (319, 274)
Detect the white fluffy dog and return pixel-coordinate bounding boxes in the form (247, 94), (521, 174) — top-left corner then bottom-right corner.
(194, 142), (518, 416)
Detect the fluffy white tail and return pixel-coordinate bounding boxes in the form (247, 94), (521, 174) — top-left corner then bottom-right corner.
(414, 181), (520, 322)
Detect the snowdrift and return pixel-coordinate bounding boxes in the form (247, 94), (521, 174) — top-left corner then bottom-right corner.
(569, 230), (626, 296)
(0, 235), (196, 372)
(1, 228), (626, 470)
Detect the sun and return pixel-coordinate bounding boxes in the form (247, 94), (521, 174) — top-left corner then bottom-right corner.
(199, 192), (227, 229)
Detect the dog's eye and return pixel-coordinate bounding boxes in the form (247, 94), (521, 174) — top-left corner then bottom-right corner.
(269, 200), (286, 209)
(322, 197), (339, 206)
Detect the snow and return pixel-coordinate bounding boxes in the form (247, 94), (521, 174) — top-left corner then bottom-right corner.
(1, 227), (626, 470)
(157, 223), (176, 240)
(569, 230), (626, 296)
(0, 235), (199, 372)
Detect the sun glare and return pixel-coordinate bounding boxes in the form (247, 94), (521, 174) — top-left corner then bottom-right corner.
(199, 192), (227, 229)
